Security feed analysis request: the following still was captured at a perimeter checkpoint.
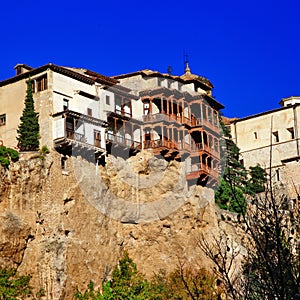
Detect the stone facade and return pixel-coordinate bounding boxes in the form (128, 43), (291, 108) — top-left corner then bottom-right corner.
(230, 96), (300, 199)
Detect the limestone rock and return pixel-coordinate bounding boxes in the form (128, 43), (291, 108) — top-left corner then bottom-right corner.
(0, 151), (244, 299)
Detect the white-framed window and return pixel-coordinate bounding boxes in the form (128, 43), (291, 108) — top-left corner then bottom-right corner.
(63, 99), (69, 111)
(106, 95), (110, 105)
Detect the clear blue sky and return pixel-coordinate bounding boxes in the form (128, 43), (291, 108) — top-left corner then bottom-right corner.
(1, 0), (300, 118)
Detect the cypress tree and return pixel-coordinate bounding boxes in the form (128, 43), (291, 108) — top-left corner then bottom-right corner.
(17, 79), (40, 151)
(215, 117), (248, 214)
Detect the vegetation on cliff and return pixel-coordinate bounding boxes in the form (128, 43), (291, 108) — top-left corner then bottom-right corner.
(75, 252), (222, 300)
(215, 119), (266, 214)
(17, 79), (40, 151)
(204, 175), (299, 299)
(0, 145), (19, 168)
(0, 268), (32, 299)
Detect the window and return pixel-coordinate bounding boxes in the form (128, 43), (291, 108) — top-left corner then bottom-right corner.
(87, 108), (92, 116)
(145, 130), (151, 140)
(63, 99), (69, 111)
(158, 78), (164, 87)
(239, 159), (244, 166)
(106, 95), (110, 105)
(0, 114), (6, 126)
(31, 81), (35, 92)
(36, 75), (48, 92)
(275, 169), (280, 181)
(207, 107), (212, 123)
(272, 131), (279, 143)
(94, 130), (101, 147)
(287, 127), (295, 139)
(202, 103), (207, 120)
(254, 132), (257, 139)
(61, 157), (68, 175)
(144, 100), (150, 115)
(213, 111), (218, 126)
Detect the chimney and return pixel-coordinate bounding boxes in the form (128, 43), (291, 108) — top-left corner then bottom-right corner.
(14, 64), (33, 76)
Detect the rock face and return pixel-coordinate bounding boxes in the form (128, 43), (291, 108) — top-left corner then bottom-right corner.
(0, 151), (243, 299)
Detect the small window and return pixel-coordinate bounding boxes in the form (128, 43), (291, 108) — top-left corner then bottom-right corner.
(61, 157), (68, 175)
(63, 99), (69, 111)
(31, 81), (35, 92)
(239, 159), (244, 166)
(213, 111), (218, 126)
(94, 130), (101, 147)
(275, 169), (280, 181)
(144, 100), (150, 115)
(87, 108), (92, 116)
(272, 131), (279, 143)
(36, 75), (48, 92)
(287, 127), (295, 139)
(145, 130), (151, 140)
(106, 95), (110, 105)
(0, 114), (6, 126)
(158, 78), (164, 87)
(254, 132), (257, 139)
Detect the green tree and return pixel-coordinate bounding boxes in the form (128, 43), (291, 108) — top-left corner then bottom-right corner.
(17, 79), (40, 151)
(75, 253), (222, 300)
(0, 145), (19, 168)
(75, 252), (150, 300)
(215, 118), (247, 213)
(215, 178), (246, 215)
(246, 165), (267, 195)
(0, 268), (32, 299)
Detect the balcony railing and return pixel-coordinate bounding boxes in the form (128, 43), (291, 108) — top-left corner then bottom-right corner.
(190, 142), (219, 157)
(115, 109), (132, 118)
(107, 133), (140, 148)
(139, 113), (219, 132)
(66, 130), (86, 143)
(187, 163), (219, 180)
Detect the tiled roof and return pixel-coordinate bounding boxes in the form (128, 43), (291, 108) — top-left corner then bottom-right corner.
(113, 69), (213, 90)
(0, 64), (117, 87)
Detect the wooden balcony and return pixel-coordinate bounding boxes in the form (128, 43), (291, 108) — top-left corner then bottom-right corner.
(190, 143), (219, 158)
(115, 108), (132, 118)
(66, 130), (86, 143)
(106, 133), (140, 149)
(186, 163), (219, 181)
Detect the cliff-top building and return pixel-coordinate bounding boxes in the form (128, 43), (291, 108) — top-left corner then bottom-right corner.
(230, 96), (300, 200)
(0, 63), (223, 187)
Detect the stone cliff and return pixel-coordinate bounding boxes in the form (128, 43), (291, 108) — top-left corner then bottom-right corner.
(0, 151), (245, 299)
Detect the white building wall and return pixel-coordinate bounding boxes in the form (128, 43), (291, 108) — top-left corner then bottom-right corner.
(52, 72), (98, 115)
(181, 83), (195, 93)
(230, 104), (300, 199)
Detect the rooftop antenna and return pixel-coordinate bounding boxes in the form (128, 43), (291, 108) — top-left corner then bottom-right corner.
(167, 66), (172, 75)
